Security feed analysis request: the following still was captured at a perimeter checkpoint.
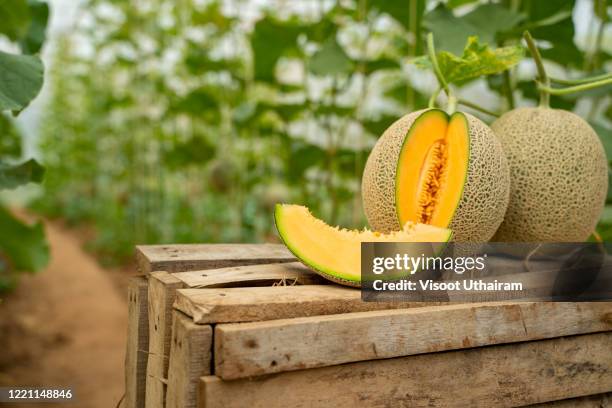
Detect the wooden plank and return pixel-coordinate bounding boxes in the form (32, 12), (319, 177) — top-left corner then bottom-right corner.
(145, 272), (184, 408)
(200, 332), (612, 408)
(135, 244), (294, 274)
(175, 285), (432, 324)
(172, 262), (326, 288)
(146, 263), (324, 407)
(124, 277), (149, 408)
(214, 301), (612, 379)
(523, 392), (611, 407)
(166, 311), (212, 408)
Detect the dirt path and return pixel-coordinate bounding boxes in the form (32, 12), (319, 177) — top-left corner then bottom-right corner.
(0, 219), (128, 408)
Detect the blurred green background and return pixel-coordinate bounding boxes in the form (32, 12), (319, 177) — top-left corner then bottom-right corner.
(2, 0), (612, 275)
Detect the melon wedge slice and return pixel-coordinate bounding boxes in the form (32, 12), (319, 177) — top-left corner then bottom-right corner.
(274, 204), (452, 287)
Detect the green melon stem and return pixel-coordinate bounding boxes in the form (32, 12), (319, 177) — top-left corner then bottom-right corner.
(538, 76), (612, 95)
(428, 87), (442, 108)
(446, 95), (457, 115)
(427, 32), (456, 114)
(550, 71), (612, 85)
(523, 31), (550, 108)
(457, 99), (500, 117)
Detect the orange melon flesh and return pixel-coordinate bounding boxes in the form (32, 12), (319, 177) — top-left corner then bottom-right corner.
(275, 204), (452, 287)
(396, 110), (469, 229)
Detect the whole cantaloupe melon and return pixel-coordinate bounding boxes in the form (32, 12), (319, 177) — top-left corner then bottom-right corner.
(362, 109), (510, 242)
(491, 107), (608, 242)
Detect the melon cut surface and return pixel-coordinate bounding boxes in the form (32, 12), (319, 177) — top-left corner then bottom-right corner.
(396, 110), (469, 227)
(275, 204), (452, 287)
(362, 109), (509, 242)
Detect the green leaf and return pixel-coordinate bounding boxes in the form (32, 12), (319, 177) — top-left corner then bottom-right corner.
(314, 103), (353, 116)
(302, 16), (337, 43)
(190, 1), (233, 29)
(424, 5), (484, 55)
(424, 4), (525, 55)
(0, 113), (22, 158)
(362, 58), (401, 74)
(0, 205), (49, 272)
(184, 41), (243, 76)
(0, 158), (44, 189)
(446, 0), (479, 8)
(382, 80), (429, 108)
(171, 88), (219, 115)
(287, 143), (326, 181)
(414, 37), (524, 84)
(165, 137), (215, 169)
(251, 17), (302, 82)
(362, 115), (397, 136)
(336, 148), (366, 175)
(521, 0), (582, 68)
(594, 0), (609, 22)
(525, 0), (574, 22)
(20, 0), (49, 54)
(0, 50), (44, 112)
(368, 0), (425, 31)
(0, 0), (30, 42)
(462, 4), (525, 39)
(274, 103), (307, 122)
(309, 36), (354, 77)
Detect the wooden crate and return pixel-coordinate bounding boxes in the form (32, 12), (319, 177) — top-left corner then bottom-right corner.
(128, 244), (612, 408)
(125, 244), (295, 408)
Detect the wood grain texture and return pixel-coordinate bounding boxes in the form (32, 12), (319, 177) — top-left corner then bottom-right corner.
(135, 244), (294, 274)
(523, 392), (611, 407)
(214, 301), (612, 379)
(124, 277), (149, 408)
(166, 311), (212, 408)
(142, 261), (323, 406)
(145, 272), (184, 408)
(175, 285), (432, 324)
(172, 262), (326, 288)
(200, 332), (612, 408)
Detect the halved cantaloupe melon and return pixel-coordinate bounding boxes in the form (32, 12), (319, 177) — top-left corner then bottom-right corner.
(362, 109), (510, 242)
(274, 204), (452, 287)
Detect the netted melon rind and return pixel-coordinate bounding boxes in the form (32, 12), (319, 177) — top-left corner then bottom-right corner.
(362, 109), (510, 242)
(362, 110), (426, 233)
(450, 112), (510, 241)
(491, 107), (608, 242)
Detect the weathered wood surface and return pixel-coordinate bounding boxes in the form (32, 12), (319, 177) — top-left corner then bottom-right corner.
(200, 332), (612, 408)
(175, 285), (433, 324)
(214, 301), (612, 379)
(136, 244), (294, 274)
(166, 311), (212, 408)
(145, 272), (183, 408)
(524, 392), (611, 407)
(146, 262), (323, 407)
(172, 262), (325, 288)
(124, 277), (149, 408)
